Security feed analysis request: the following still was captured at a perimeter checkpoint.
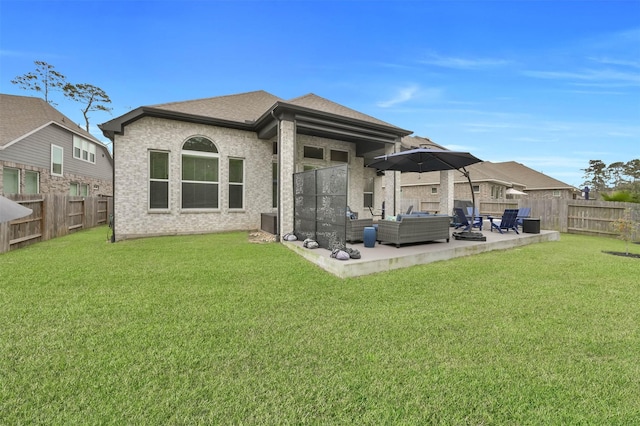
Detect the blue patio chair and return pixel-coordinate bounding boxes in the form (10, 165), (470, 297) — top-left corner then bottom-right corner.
(516, 207), (531, 228)
(488, 209), (520, 234)
(453, 207), (482, 232)
(466, 207), (483, 231)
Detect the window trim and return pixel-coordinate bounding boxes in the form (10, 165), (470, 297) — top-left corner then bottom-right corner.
(51, 144), (63, 176)
(228, 157), (245, 210)
(149, 150), (170, 211)
(3, 167), (20, 194)
(181, 137), (220, 210)
(73, 135), (96, 164)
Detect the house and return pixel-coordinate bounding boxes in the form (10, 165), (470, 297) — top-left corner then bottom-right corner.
(99, 91), (412, 241)
(400, 160), (581, 212)
(0, 94), (113, 197)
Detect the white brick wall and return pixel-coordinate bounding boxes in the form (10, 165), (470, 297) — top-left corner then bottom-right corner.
(113, 116), (373, 241)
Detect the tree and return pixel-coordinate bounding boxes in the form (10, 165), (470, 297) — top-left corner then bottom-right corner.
(11, 61), (67, 105)
(582, 160), (609, 192)
(607, 161), (627, 189)
(63, 83), (113, 132)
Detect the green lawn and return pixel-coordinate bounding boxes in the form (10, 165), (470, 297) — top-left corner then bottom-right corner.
(1, 227), (639, 424)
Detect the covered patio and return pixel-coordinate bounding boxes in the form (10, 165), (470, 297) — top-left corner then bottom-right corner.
(285, 227), (560, 278)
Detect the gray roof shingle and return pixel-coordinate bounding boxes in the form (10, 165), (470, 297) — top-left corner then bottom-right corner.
(0, 93), (104, 147)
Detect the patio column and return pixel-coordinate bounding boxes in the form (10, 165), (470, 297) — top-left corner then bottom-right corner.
(439, 170), (454, 216)
(382, 140), (401, 217)
(277, 113), (296, 239)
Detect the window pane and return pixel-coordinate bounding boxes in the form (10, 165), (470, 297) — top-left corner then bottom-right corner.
(3, 168), (19, 194)
(150, 181), (169, 209)
(183, 137), (217, 153)
(150, 151), (169, 179)
(229, 185), (243, 209)
(272, 162), (278, 208)
(182, 182), (218, 208)
(330, 149), (348, 163)
(229, 159), (243, 183)
(303, 146), (323, 159)
(182, 156), (217, 182)
(52, 145), (63, 175)
(70, 183), (78, 196)
(25, 171), (39, 194)
(364, 193), (373, 208)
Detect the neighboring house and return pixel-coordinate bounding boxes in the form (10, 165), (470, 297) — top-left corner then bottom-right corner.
(0, 94), (113, 197)
(400, 160), (581, 210)
(99, 91), (412, 241)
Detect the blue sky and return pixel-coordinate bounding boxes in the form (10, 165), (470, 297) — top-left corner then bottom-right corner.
(1, 0), (639, 187)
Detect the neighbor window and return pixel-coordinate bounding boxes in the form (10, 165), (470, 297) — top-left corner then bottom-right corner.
(70, 183), (89, 196)
(181, 136), (219, 209)
(490, 185), (502, 199)
(150, 150), (169, 209)
(364, 177), (374, 208)
(431, 187), (438, 194)
(51, 145), (63, 176)
(228, 158), (244, 209)
(3, 168), (19, 194)
(473, 185), (480, 193)
(303, 146), (324, 160)
(553, 190), (561, 197)
(73, 135), (96, 164)
(330, 149), (349, 163)
(24, 171), (39, 194)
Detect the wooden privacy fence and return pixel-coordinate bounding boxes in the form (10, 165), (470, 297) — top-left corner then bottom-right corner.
(419, 198), (639, 239)
(0, 194), (113, 254)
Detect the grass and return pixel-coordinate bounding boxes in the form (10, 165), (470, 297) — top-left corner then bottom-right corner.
(1, 227), (639, 424)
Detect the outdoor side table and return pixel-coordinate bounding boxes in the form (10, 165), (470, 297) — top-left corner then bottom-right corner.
(363, 226), (376, 248)
(522, 218), (540, 234)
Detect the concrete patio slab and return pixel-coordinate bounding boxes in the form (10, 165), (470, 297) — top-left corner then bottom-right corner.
(285, 228), (560, 278)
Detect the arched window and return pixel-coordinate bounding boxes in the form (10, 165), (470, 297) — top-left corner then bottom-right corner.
(181, 136), (219, 209)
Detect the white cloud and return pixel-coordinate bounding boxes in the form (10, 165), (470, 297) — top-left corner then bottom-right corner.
(376, 85), (442, 108)
(420, 53), (510, 70)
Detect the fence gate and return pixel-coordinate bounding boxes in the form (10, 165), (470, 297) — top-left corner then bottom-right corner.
(293, 165), (348, 250)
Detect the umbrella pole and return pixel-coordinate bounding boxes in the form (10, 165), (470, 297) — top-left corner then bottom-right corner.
(453, 167), (486, 241)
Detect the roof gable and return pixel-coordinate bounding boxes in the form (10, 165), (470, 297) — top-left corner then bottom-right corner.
(0, 93), (105, 148)
(150, 90), (282, 123)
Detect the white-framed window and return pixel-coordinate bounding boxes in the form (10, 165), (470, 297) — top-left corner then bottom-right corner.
(51, 144), (63, 176)
(70, 183), (89, 196)
(73, 135), (96, 164)
(553, 190), (561, 197)
(330, 149), (349, 163)
(3, 167), (20, 194)
(490, 185), (502, 198)
(149, 150), (169, 209)
(473, 185), (481, 193)
(181, 136), (219, 209)
(228, 158), (244, 209)
(303, 146), (324, 160)
(25, 171), (39, 194)
(364, 177), (374, 208)
(431, 187), (438, 194)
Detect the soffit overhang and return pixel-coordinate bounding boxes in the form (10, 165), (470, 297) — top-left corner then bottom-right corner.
(99, 101), (412, 160)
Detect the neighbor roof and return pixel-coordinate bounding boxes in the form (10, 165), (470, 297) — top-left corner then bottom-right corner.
(401, 161), (577, 190)
(0, 94), (105, 149)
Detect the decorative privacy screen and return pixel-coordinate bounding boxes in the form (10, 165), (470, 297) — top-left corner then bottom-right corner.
(293, 165), (347, 249)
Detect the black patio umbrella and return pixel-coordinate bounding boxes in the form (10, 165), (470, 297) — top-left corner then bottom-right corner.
(0, 195), (33, 224)
(367, 148), (486, 241)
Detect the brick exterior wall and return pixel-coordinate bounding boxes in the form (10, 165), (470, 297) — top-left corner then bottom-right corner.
(112, 116), (374, 241)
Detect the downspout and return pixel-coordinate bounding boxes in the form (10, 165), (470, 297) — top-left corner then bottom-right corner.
(109, 136), (116, 243)
(271, 110), (282, 242)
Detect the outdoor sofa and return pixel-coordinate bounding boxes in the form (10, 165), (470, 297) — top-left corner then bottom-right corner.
(346, 217), (374, 243)
(377, 214), (451, 248)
